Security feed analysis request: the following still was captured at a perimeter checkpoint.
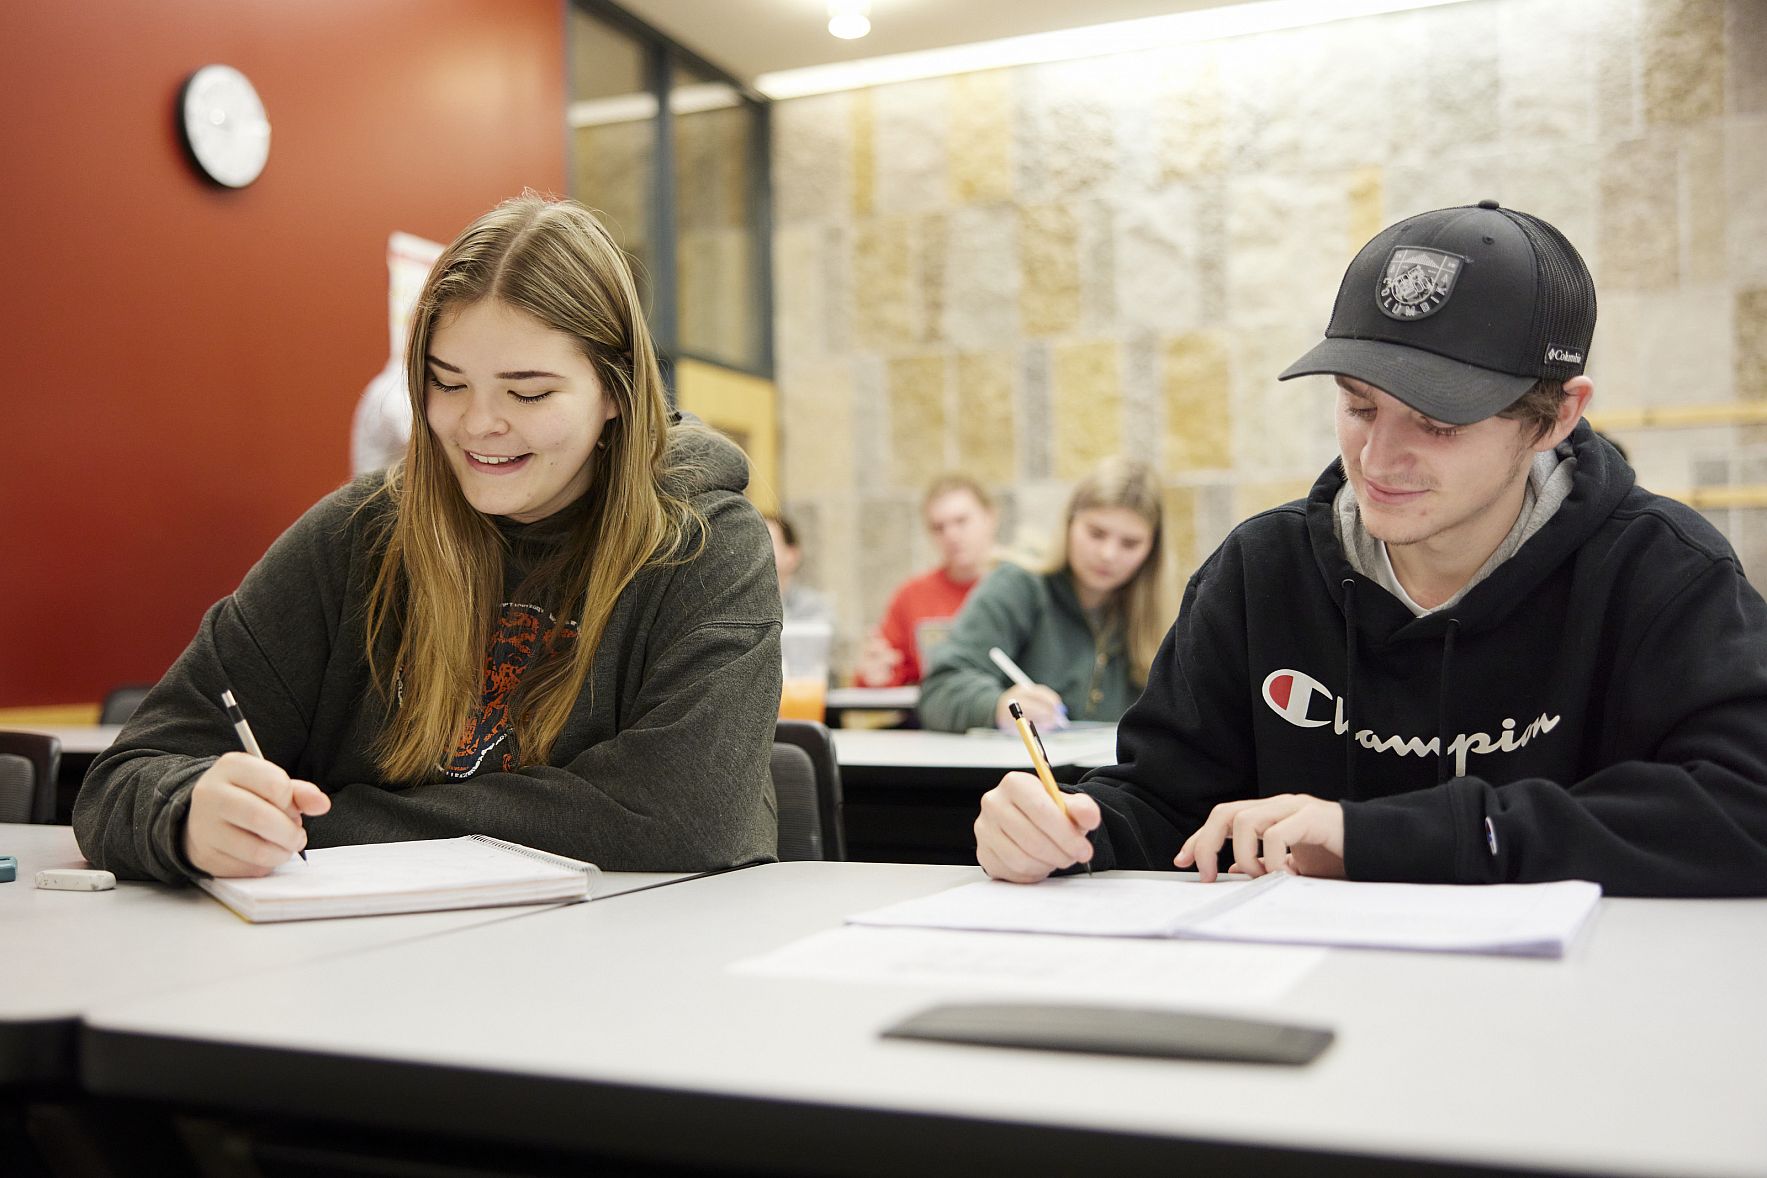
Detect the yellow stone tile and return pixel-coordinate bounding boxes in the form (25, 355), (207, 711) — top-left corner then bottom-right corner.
(1160, 484), (1200, 575)
(950, 70), (1013, 204)
(888, 355), (950, 486)
(1156, 54), (1224, 183)
(1051, 340), (1122, 480)
(1020, 204), (1081, 337)
(851, 88), (875, 218)
(955, 352), (1018, 486)
(1347, 166), (1384, 257)
(1232, 479), (1314, 522)
(1641, 0), (1726, 126)
(779, 362), (854, 500)
(1162, 332), (1232, 473)
(919, 213), (948, 345)
(852, 219), (917, 349)
(1738, 289), (1767, 402)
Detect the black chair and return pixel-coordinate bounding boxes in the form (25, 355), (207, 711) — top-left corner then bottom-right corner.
(0, 731), (61, 824)
(99, 683), (154, 726)
(772, 719), (845, 861)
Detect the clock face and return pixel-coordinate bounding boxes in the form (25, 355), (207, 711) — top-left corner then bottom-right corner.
(179, 64), (271, 188)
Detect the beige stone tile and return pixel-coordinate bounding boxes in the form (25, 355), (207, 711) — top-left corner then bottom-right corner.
(1113, 189), (1206, 335)
(1162, 332), (1233, 475)
(1623, 285), (1735, 408)
(1728, 116), (1767, 286)
(1225, 175), (1356, 329)
(1497, 0), (1600, 144)
(851, 88), (875, 219)
(1382, 3), (1501, 164)
(887, 354), (951, 487)
(918, 213), (948, 346)
(1019, 203), (1081, 337)
(1014, 58), (1117, 202)
(1682, 123), (1728, 284)
(955, 351), (1019, 486)
(1739, 288), (1767, 401)
(872, 79), (951, 216)
(1642, 0), (1726, 126)
(943, 205), (1020, 348)
(1588, 291), (1648, 412)
(772, 92), (852, 226)
(1594, 0), (1641, 141)
(852, 219), (918, 349)
(950, 70), (1014, 204)
(1051, 341), (1123, 481)
(772, 225), (824, 366)
(1733, 0), (1767, 116)
(1217, 20), (1391, 174)
(1599, 137), (1680, 290)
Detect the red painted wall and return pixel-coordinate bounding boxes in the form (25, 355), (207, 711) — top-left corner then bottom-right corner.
(0, 0), (567, 707)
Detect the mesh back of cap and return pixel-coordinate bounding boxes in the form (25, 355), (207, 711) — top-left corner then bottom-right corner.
(1506, 210), (1597, 375)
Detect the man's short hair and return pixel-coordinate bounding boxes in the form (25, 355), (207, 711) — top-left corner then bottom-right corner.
(1497, 378), (1569, 443)
(921, 473), (994, 515)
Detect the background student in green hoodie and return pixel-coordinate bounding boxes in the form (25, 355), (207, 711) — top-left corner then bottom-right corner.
(918, 457), (1168, 734)
(76, 195), (782, 882)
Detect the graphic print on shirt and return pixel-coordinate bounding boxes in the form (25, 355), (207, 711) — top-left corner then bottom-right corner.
(1260, 667), (1561, 778)
(441, 602), (580, 778)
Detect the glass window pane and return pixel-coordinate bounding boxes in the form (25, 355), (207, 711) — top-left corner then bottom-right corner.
(569, 6), (656, 316)
(671, 62), (760, 371)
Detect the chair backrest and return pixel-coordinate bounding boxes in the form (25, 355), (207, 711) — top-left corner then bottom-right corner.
(771, 719), (845, 862)
(100, 683), (154, 726)
(0, 731), (61, 825)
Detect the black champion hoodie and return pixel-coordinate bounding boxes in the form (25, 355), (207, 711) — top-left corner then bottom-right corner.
(1080, 423), (1767, 897)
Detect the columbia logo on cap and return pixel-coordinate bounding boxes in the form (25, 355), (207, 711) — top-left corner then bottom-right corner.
(1545, 345), (1584, 365)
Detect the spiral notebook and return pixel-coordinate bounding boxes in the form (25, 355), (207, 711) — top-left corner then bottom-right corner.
(197, 835), (600, 923)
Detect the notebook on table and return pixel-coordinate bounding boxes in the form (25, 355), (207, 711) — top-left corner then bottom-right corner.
(197, 835), (600, 923)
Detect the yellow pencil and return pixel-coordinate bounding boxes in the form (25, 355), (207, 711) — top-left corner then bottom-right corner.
(1008, 699), (1066, 814)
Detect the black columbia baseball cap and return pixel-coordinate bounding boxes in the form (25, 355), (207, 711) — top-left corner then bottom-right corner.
(1278, 200), (1596, 425)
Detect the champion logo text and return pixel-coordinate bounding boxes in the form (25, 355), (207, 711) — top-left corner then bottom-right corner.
(1260, 668), (1561, 778)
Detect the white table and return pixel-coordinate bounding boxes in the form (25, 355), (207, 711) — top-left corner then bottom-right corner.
(80, 862), (1767, 1177)
(11, 724), (121, 756)
(0, 824), (689, 1085)
(833, 727), (1118, 862)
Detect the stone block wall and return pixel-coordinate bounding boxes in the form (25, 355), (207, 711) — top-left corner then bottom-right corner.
(770, 0), (1767, 668)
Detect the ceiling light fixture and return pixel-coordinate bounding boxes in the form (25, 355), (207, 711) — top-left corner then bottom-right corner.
(762, 0), (1473, 99)
(827, 0), (871, 40)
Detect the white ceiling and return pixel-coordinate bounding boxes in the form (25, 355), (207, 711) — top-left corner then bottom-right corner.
(618, 0), (1254, 85)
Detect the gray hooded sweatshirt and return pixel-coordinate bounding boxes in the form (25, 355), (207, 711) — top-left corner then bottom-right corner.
(74, 422), (781, 882)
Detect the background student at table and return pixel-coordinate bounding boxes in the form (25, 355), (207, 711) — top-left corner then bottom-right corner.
(74, 193), (782, 884)
(852, 473), (999, 689)
(765, 512), (834, 627)
(974, 201), (1767, 897)
(918, 457), (1168, 734)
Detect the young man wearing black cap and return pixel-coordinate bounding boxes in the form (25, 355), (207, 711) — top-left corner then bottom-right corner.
(975, 201), (1767, 897)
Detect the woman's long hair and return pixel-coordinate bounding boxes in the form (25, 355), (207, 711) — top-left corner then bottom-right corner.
(1045, 457), (1167, 687)
(362, 194), (703, 783)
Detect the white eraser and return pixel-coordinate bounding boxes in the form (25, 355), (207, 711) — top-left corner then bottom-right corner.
(35, 868), (117, 892)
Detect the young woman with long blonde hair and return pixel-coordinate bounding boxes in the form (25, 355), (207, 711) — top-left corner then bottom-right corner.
(919, 457), (1168, 734)
(76, 195), (781, 880)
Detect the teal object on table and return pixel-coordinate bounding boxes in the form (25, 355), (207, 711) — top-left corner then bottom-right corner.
(0, 855), (16, 883)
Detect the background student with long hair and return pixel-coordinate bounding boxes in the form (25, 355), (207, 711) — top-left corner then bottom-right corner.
(918, 457), (1167, 734)
(75, 194), (782, 881)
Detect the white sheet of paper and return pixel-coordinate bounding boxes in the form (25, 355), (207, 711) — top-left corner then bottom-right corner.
(847, 875), (1264, 938)
(733, 925), (1324, 1009)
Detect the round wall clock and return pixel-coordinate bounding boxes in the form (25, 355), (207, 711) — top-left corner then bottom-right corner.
(178, 64), (272, 188)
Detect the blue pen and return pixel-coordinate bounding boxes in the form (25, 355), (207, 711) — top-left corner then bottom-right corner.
(222, 689), (306, 861)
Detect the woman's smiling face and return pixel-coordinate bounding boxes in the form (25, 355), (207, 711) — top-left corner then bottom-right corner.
(424, 299), (618, 524)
